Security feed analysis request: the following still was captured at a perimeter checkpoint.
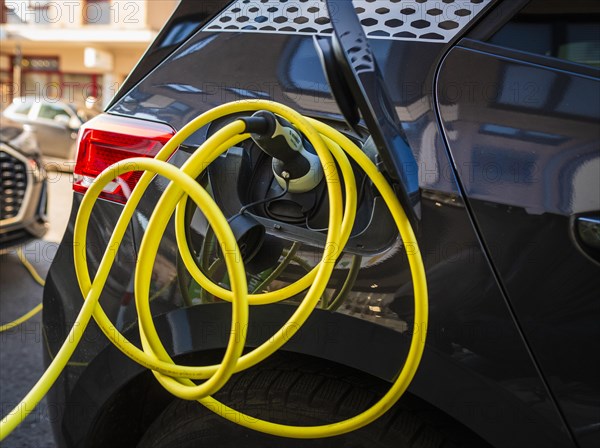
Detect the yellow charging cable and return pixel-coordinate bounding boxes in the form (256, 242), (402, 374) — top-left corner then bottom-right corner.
(0, 249), (45, 333)
(0, 100), (427, 440)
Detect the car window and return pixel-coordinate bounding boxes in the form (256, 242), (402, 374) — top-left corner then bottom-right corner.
(489, 0), (600, 68)
(11, 101), (33, 116)
(38, 104), (71, 121)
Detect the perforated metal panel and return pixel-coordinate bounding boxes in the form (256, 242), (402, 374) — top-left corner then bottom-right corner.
(204, 0), (492, 43)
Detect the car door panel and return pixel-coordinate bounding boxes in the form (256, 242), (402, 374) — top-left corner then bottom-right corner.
(34, 104), (77, 159)
(33, 120), (74, 159)
(436, 42), (600, 448)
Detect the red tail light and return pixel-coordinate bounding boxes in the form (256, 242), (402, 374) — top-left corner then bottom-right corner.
(73, 114), (176, 204)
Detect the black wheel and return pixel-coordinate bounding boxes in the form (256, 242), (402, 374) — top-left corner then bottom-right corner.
(138, 353), (488, 448)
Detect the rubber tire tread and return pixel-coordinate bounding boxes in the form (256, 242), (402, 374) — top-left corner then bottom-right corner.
(138, 353), (487, 448)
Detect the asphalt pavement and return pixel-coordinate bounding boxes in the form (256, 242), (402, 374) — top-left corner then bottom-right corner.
(1, 170), (73, 448)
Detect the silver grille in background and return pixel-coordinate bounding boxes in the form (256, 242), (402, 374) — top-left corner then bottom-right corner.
(0, 147), (30, 223)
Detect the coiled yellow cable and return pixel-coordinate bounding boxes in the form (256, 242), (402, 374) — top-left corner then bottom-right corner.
(0, 100), (427, 440)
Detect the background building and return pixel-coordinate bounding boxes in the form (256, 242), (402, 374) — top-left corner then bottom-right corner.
(0, 0), (180, 110)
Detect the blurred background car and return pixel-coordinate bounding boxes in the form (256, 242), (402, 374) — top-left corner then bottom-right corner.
(0, 118), (48, 251)
(2, 97), (99, 161)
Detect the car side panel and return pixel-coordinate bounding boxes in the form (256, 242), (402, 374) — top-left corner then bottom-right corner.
(436, 43), (600, 448)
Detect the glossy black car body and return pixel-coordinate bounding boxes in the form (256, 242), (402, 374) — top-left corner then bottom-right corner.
(43, 1), (599, 447)
(0, 118), (48, 251)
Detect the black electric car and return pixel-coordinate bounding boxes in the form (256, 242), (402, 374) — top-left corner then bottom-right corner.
(0, 118), (48, 251)
(41, 1), (599, 447)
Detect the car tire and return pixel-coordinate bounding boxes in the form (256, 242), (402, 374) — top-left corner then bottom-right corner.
(138, 354), (485, 448)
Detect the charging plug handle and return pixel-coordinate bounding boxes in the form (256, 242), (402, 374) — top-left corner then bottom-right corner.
(245, 111), (324, 193)
(246, 111), (311, 179)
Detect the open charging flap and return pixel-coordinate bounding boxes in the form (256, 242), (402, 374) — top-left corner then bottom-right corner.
(315, 0), (421, 230)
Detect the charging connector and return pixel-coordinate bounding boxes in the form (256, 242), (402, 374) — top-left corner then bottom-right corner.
(245, 110), (324, 193)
